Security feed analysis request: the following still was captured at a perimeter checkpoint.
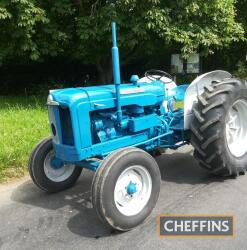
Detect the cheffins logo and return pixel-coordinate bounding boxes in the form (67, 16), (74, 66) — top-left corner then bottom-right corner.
(158, 215), (234, 238)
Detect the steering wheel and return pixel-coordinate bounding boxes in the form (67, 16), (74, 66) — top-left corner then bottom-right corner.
(145, 69), (173, 84)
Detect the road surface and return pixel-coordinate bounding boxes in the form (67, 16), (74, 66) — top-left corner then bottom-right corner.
(0, 146), (247, 250)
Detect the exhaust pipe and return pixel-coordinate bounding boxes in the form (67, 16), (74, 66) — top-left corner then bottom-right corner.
(111, 22), (122, 122)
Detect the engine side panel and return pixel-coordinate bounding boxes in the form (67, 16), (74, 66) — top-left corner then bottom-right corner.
(48, 81), (168, 162)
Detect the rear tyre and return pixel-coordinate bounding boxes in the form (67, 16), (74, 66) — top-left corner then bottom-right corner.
(91, 147), (161, 231)
(28, 137), (82, 192)
(190, 79), (247, 177)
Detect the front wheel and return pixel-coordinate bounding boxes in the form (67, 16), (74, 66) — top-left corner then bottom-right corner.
(28, 137), (82, 192)
(92, 147), (161, 231)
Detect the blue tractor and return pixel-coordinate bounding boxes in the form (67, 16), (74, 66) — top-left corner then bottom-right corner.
(29, 22), (247, 231)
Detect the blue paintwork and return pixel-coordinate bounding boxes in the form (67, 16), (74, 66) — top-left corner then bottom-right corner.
(46, 23), (190, 172)
(126, 181), (137, 195)
(75, 160), (100, 171)
(129, 114), (161, 133)
(167, 85), (188, 102)
(50, 157), (64, 169)
(130, 75), (140, 85)
(49, 82), (166, 161)
(111, 22), (122, 122)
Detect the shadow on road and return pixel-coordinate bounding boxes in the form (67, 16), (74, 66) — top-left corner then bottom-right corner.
(11, 149), (228, 239)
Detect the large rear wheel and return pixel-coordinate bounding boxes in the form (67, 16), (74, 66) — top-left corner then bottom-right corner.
(190, 79), (247, 177)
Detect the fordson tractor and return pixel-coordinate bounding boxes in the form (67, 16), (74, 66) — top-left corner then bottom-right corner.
(29, 22), (247, 231)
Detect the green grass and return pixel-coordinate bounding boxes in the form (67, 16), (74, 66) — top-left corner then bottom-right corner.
(0, 96), (50, 182)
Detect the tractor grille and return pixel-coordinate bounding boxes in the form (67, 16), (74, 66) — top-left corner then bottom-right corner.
(59, 106), (74, 146)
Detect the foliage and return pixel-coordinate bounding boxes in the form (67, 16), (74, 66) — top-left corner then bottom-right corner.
(234, 61), (247, 79)
(0, 96), (49, 182)
(0, 0), (48, 61)
(236, 0), (247, 30)
(0, 0), (245, 82)
(75, 0), (245, 80)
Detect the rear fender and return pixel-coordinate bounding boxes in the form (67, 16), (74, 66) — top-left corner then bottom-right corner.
(184, 70), (232, 130)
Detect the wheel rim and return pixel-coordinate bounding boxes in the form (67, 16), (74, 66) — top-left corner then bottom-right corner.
(226, 99), (247, 158)
(44, 151), (75, 182)
(114, 165), (152, 216)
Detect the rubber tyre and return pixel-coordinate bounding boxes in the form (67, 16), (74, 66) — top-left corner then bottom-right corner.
(28, 137), (82, 192)
(91, 147), (161, 231)
(190, 79), (247, 177)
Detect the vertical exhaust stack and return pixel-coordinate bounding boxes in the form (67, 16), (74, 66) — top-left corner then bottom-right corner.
(111, 22), (122, 122)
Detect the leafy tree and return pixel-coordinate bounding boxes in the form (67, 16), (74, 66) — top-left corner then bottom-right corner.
(232, 0), (247, 78)
(0, 0), (245, 82)
(0, 0), (48, 61)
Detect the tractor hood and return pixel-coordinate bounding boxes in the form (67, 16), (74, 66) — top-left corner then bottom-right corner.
(48, 82), (165, 108)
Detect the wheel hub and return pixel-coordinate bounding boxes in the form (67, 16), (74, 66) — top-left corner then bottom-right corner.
(44, 151), (75, 182)
(50, 157), (64, 169)
(114, 165), (152, 216)
(226, 99), (247, 158)
(126, 181), (137, 195)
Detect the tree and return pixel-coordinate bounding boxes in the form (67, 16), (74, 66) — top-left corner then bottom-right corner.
(0, 0), (245, 82)
(0, 0), (48, 61)
(231, 0), (247, 78)
(0, 0), (76, 62)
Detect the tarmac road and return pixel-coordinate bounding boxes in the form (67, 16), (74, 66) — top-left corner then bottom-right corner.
(0, 146), (247, 250)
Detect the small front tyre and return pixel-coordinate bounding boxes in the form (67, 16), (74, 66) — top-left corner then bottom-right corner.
(28, 137), (82, 192)
(92, 147), (161, 231)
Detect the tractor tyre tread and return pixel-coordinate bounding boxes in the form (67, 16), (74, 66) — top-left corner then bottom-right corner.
(92, 147), (161, 231)
(190, 79), (247, 177)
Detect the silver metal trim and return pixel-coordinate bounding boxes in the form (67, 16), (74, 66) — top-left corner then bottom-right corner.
(47, 94), (59, 106)
(47, 100), (59, 106)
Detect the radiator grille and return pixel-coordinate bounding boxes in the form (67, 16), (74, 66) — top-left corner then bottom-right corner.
(59, 106), (74, 146)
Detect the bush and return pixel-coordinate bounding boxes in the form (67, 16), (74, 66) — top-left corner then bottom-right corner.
(234, 61), (247, 79)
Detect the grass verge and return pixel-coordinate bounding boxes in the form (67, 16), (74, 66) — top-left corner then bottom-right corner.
(0, 96), (49, 183)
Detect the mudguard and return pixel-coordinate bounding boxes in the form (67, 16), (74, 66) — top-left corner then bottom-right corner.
(184, 70), (232, 130)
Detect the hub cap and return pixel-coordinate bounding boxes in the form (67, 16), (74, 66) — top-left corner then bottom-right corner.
(226, 99), (247, 158)
(44, 151), (75, 182)
(114, 165), (152, 216)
